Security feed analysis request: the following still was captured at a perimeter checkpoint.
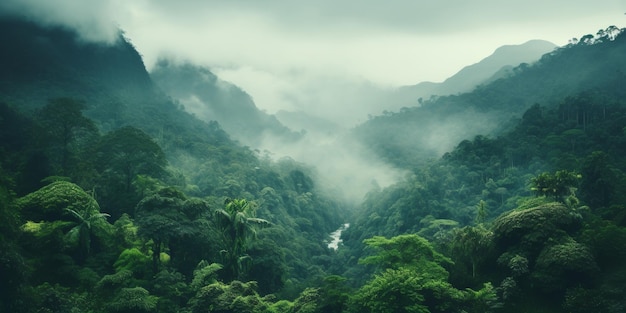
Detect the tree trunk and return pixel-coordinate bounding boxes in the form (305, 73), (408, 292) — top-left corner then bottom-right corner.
(152, 239), (161, 273)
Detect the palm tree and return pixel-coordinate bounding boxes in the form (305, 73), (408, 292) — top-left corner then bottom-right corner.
(215, 198), (270, 280)
(64, 207), (110, 263)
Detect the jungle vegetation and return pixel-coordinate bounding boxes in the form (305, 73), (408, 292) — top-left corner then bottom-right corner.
(1, 16), (626, 313)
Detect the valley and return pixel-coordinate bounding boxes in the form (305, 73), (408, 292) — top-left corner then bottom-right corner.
(1, 8), (626, 313)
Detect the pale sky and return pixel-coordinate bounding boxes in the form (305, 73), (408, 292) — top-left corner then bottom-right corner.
(2, 0), (625, 115)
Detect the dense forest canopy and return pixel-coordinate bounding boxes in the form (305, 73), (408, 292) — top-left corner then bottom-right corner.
(1, 14), (626, 313)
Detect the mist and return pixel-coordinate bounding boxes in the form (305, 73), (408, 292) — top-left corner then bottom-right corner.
(258, 127), (406, 205)
(147, 58), (403, 204)
(3, 0), (623, 204)
(214, 66), (398, 126)
(0, 0), (122, 43)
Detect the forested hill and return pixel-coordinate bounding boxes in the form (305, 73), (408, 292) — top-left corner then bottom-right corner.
(3, 12), (626, 313)
(0, 15), (348, 313)
(0, 16), (235, 144)
(354, 25), (626, 168)
(336, 25), (626, 313)
(0, 17), (152, 115)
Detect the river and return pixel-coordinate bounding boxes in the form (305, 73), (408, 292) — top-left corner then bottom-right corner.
(327, 223), (350, 250)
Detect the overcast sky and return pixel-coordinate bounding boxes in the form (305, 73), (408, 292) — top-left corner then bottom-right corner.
(2, 0), (625, 116)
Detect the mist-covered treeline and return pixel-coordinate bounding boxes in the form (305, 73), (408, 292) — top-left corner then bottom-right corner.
(0, 16), (348, 313)
(2, 13), (626, 313)
(353, 25), (626, 168)
(336, 26), (626, 312)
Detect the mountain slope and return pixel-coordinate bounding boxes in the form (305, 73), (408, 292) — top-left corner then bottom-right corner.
(0, 16), (347, 299)
(354, 27), (626, 168)
(0, 16), (237, 154)
(151, 60), (300, 146)
(0, 17), (153, 111)
(392, 40), (557, 109)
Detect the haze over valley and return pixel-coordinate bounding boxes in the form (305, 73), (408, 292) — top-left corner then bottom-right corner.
(2, 2), (626, 313)
(2, 0), (623, 203)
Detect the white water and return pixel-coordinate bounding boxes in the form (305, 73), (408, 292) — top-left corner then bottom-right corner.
(327, 223), (350, 250)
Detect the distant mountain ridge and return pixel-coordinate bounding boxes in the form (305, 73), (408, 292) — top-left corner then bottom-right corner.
(269, 39), (557, 135)
(150, 60), (300, 146)
(354, 27), (626, 168)
(392, 40), (557, 109)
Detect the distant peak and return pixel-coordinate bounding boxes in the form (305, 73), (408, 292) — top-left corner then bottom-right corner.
(492, 40), (557, 54)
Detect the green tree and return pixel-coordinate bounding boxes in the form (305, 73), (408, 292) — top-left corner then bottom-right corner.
(449, 226), (493, 280)
(492, 202), (583, 256)
(291, 287), (320, 313)
(187, 280), (272, 313)
(16, 181), (115, 284)
(530, 170), (581, 202)
(107, 287), (158, 313)
(63, 206), (110, 264)
(532, 239), (599, 294)
(315, 275), (351, 313)
(190, 261), (223, 291)
(490, 202), (599, 310)
(359, 234), (452, 280)
(96, 126), (167, 217)
(579, 151), (618, 208)
(246, 237), (288, 295)
(475, 200), (488, 224)
(353, 234), (497, 313)
(135, 187), (209, 273)
(17, 180), (99, 222)
(348, 268), (432, 313)
(112, 248), (151, 279)
(37, 98), (98, 176)
(214, 198), (270, 281)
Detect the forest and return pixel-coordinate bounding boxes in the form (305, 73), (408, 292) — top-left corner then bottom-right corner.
(1, 15), (626, 313)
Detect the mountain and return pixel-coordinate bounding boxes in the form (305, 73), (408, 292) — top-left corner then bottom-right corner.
(392, 40), (557, 110)
(150, 60), (301, 146)
(339, 28), (626, 311)
(0, 17), (153, 110)
(3, 12), (626, 313)
(0, 16), (347, 303)
(0, 16), (235, 149)
(271, 40), (556, 137)
(354, 28), (626, 168)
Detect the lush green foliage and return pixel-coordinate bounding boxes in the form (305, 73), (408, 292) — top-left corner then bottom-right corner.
(2, 15), (626, 313)
(215, 198), (271, 280)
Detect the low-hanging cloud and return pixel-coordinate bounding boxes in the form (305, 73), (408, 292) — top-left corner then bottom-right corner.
(259, 127), (406, 204)
(0, 0), (124, 43)
(4, 1), (623, 85)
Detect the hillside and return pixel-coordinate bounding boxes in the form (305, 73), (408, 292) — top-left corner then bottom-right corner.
(150, 60), (300, 146)
(338, 26), (626, 312)
(0, 18), (152, 113)
(2, 12), (626, 313)
(391, 40), (557, 110)
(0, 15), (347, 312)
(354, 26), (626, 168)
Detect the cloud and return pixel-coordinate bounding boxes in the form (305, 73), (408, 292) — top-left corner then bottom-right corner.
(116, 1), (625, 120)
(4, 1), (623, 83)
(3, 0), (623, 203)
(137, 1), (623, 37)
(0, 0), (125, 43)
(259, 128), (406, 204)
